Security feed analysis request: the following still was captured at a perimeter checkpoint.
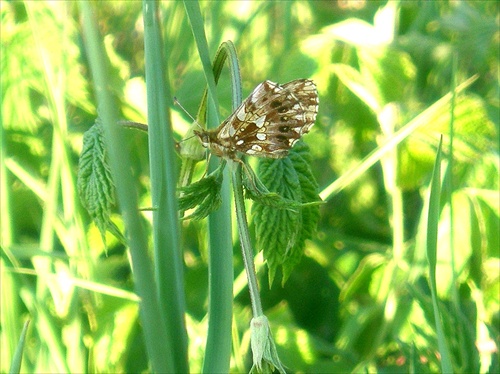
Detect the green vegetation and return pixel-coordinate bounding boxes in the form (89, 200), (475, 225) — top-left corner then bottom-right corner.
(2, 1), (498, 373)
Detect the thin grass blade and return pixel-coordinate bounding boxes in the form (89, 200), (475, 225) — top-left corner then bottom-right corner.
(79, 3), (171, 372)
(426, 136), (454, 373)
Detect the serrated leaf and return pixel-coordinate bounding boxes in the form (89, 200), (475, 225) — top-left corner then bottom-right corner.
(243, 163), (307, 211)
(283, 142), (321, 280)
(77, 118), (125, 245)
(253, 141), (321, 284)
(179, 161), (225, 220)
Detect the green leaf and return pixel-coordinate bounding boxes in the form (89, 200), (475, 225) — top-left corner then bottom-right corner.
(331, 63), (381, 113)
(253, 142), (321, 284)
(399, 94), (497, 189)
(244, 162), (319, 211)
(426, 136), (454, 373)
(357, 47), (416, 105)
(332, 47), (416, 113)
(9, 320), (30, 374)
(289, 143), (322, 250)
(77, 118), (124, 245)
(178, 161), (225, 221)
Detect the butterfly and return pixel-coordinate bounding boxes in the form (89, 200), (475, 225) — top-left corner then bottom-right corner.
(194, 79), (318, 160)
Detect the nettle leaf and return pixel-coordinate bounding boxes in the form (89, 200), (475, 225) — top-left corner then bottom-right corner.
(78, 118), (125, 245)
(253, 141), (321, 284)
(243, 163), (306, 211)
(179, 161), (225, 220)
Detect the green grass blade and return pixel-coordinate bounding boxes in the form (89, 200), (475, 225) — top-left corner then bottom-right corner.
(79, 3), (171, 372)
(8, 320), (30, 374)
(443, 53), (460, 308)
(143, 1), (189, 372)
(426, 136), (454, 373)
(205, 42), (244, 373)
(319, 75), (478, 201)
(203, 177), (233, 374)
(183, 1), (220, 121)
(183, 3), (234, 373)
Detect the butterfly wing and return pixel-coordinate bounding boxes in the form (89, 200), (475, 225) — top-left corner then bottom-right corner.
(216, 79), (319, 158)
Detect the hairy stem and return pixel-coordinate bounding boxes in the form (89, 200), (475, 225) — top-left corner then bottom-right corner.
(230, 160), (263, 317)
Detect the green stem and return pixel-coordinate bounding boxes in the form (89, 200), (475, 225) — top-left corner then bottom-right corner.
(117, 120), (149, 133)
(80, 2), (171, 372)
(230, 160), (263, 317)
(143, 1), (188, 372)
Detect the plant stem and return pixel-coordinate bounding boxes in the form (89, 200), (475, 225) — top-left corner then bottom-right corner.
(230, 160), (263, 317)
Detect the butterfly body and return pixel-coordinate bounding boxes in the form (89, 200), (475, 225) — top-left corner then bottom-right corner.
(194, 79), (318, 160)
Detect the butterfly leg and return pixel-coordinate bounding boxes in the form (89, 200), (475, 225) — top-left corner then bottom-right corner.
(229, 157), (261, 193)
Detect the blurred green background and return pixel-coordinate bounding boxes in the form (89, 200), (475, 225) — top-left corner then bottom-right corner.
(1, 1), (498, 373)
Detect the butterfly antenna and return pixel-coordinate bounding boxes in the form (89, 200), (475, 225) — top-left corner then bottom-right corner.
(173, 97), (203, 130)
